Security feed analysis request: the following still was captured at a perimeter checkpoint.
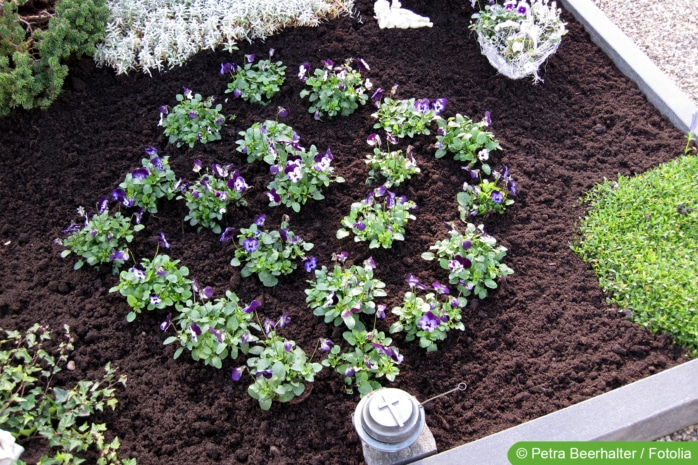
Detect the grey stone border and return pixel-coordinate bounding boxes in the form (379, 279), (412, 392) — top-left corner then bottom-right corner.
(411, 359), (698, 465)
(559, 0), (697, 134)
(406, 2), (698, 463)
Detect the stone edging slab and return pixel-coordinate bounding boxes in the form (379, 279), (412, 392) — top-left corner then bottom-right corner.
(411, 359), (698, 464)
(559, 0), (697, 134)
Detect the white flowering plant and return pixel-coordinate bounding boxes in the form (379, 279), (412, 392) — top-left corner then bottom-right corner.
(265, 145), (345, 212)
(458, 165), (517, 218)
(222, 50), (287, 106)
(236, 118), (299, 164)
(336, 186), (417, 249)
(299, 58), (371, 119)
(422, 222), (514, 299)
(109, 250), (193, 323)
(163, 290), (260, 369)
(435, 112), (501, 174)
(470, 0), (567, 82)
(390, 276), (466, 352)
(364, 133), (421, 187)
(115, 147), (177, 214)
(159, 87), (229, 148)
(227, 215), (314, 287)
(178, 161), (250, 234)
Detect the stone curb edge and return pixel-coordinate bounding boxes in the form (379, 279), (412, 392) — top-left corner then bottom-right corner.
(411, 359), (698, 464)
(559, 0), (697, 134)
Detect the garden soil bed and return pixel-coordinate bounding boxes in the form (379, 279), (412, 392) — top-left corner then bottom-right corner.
(0, 1), (691, 463)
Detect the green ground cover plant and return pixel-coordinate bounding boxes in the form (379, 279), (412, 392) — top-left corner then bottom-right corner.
(573, 125), (698, 354)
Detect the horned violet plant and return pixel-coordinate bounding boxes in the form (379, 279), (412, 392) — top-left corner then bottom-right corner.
(159, 87), (229, 148)
(223, 49), (286, 105)
(390, 276), (466, 352)
(59, 201), (143, 273)
(337, 186), (417, 249)
(371, 93), (447, 138)
(458, 165), (517, 218)
(422, 222), (513, 299)
(236, 119), (300, 165)
(435, 112), (501, 174)
(178, 161), (249, 234)
(365, 133), (420, 187)
(115, 147), (176, 213)
(299, 58), (371, 119)
(228, 215), (313, 287)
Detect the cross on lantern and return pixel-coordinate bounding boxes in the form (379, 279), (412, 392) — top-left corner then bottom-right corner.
(377, 393), (404, 427)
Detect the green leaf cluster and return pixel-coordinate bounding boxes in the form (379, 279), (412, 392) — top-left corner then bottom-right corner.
(337, 188), (417, 249)
(365, 144), (421, 188)
(422, 222), (513, 299)
(435, 113), (501, 173)
(0, 0), (109, 116)
(390, 291), (466, 352)
(300, 58), (369, 119)
(0, 324), (135, 465)
(117, 151), (177, 214)
(109, 254), (192, 323)
(371, 98), (436, 138)
(458, 166), (515, 218)
(165, 291), (260, 369)
(161, 91), (230, 148)
(573, 155), (698, 354)
(236, 120), (298, 164)
(224, 57), (286, 105)
(60, 208), (143, 273)
(230, 219), (313, 287)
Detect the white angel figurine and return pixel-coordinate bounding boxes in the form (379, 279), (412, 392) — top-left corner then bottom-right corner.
(374, 0), (433, 29)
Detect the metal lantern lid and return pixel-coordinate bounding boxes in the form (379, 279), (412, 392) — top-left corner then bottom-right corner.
(353, 388), (426, 452)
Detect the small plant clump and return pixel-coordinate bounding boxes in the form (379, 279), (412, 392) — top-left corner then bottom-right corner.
(458, 165), (517, 218)
(337, 186), (418, 249)
(422, 222), (514, 299)
(364, 133), (421, 187)
(159, 87), (230, 148)
(115, 147), (177, 214)
(371, 90), (447, 138)
(0, 324), (135, 465)
(222, 49), (286, 105)
(236, 119), (300, 165)
(299, 58), (371, 120)
(435, 112), (501, 174)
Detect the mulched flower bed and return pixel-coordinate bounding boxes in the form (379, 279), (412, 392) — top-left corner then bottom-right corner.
(0, 0), (690, 463)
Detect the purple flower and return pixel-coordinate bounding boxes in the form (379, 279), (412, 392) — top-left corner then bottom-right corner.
(208, 327), (224, 343)
(152, 157), (164, 171)
(298, 62), (310, 81)
(160, 313), (172, 331)
(111, 188), (127, 204)
(372, 343), (404, 363)
(431, 98), (448, 115)
(129, 266), (146, 281)
(367, 133), (381, 147)
(507, 179), (518, 196)
(284, 340), (293, 352)
(353, 222), (366, 231)
(96, 196), (109, 214)
(390, 83), (399, 96)
(256, 369), (273, 379)
(313, 148), (333, 172)
(182, 87), (192, 99)
(386, 132), (398, 146)
(462, 239), (472, 251)
(241, 331), (251, 345)
(192, 160), (202, 173)
(144, 146), (158, 157)
(320, 58), (334, 68)
(231, 367), (244, 381)
(517, 4), (528, 15)
(277, 106), (289, 118)
(504, 1), (516, 10)
(188, 111), (198, 119)
(159, 105), (168, 114)
(220, 227), (235, 242)
(376, 304), (386, 319)
(263, 317), (275, 334)
(243, 237), (259, 252)
(278, 314), (291, 328)
(232, 88), (242, 98)
(432, 282), (450, 295)
(212, 164), (228, 178)
(344, 367), (356, 377)
(242, 299), (261, 314)
(341, 307), (362, 318)
(134, 207), (144, 225)
(158, 232), (170, 249)
(285, 159), (303, 182)
(365, 257), (376, 269)
(245, 53), (255, 63)
(334, 251), (348, 263)
(319, 338), (334, 351)
(156, 267), (167, 277)
(202, 286), (214, 300)
(491, 190), (504, 204)
(484, 110), (492, 126)
(278, 228), (289, 242)
(254, 214), (266, 226)
(418, 311), (440, 332)
(302, 256), (318, 272)
(189, 322), (202, 341)
(150, 294), (162, 306)
(228, 172), (249, 193)
(313, 110), (321, 121)
(109, 249), (128, 261)
(266, 188), (281, 203)
(414, 99), (431, 114)
(406, 274), (427, 290)
(220, 62), (234, 74)
(371, 88), (384, 107)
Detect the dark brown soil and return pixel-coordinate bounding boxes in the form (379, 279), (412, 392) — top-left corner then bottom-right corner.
(0, 1), (690, 464)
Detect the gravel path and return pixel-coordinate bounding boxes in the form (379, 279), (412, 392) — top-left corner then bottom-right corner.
(590, 0), (698, 107)
(588, 0), (697, 441)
